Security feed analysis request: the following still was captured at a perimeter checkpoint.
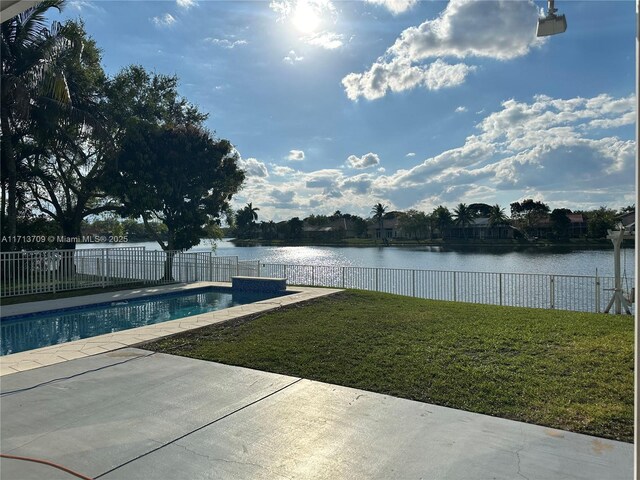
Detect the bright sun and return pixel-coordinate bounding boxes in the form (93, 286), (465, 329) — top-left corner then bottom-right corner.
(291, 1), (321, 34)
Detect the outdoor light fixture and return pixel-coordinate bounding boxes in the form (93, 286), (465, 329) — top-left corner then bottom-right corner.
(537, 0), (567, 37)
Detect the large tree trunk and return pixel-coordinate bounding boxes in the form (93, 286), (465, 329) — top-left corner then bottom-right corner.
(162, 250), (175, 282)
(1, 112), (17, 249)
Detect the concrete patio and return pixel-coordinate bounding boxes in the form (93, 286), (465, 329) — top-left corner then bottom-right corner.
(0, 348), (633, 480)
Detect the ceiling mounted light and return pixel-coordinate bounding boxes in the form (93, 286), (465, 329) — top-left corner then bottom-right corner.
(537, 0), (567, 37)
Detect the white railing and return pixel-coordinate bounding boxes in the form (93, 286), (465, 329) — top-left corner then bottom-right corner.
(258, 263), (632, 314)
(1, 248), (633, 314)
(0, 248), (243, 297)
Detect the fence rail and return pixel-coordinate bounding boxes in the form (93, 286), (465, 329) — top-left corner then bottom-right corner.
(258, 263), (632, 314)
(0, 248), (247, 298)
(0, 248), (633, 314)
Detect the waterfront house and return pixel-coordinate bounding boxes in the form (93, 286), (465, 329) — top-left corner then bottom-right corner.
(443, 217), (514, 240)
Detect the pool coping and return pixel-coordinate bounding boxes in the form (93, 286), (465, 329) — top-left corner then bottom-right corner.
(0, 282), (342, 377)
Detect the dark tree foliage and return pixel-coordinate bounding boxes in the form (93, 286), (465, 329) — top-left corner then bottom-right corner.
(550, 208), (572, 240)
(287, 217), (303, 240)
(585, 207), (618, 239)
(109, 121), (244, 279)
(468, 203), (492, 217)
(510, 199), (550, 236)
(1, 0), (85, 246)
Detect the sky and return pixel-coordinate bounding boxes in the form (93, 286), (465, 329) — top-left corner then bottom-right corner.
(55, 0), (636, 221)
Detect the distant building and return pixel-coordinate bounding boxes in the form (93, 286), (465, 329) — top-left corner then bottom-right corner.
(567, 213), (587, 237)
(443, 217), (514, 240)
(620, 210), (635, 234)
(368, 217), (404, 240)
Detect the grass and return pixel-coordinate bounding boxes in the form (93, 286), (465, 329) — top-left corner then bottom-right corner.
(146, 290), (634, 442)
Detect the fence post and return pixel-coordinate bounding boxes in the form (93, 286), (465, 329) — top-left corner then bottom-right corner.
(412, 269), (416, 297)
(453, 271), (457, 302)
(193, 254), (198, 282)
(311, 265), (315, 286)
(105, 249), (111, 286)
(499, 273), (503, 306)
(102, 250), (107, 287)
(342, 267), (345, 288)
(550, 275), (555, 309)
(595, 271), (601, 313)
(375, 268), (379, 291)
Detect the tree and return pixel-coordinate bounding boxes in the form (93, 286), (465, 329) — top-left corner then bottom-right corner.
(1, 0), (84, 247)
(371, 202), (387, 243)
(286, 217), (303, 240)
(235, 203), (259, 239)
(398, 210), (431, 241)
(468, 203), (492, 217)
(24, 21), (116, 250)
(453, 203), (476, 238)
(432, 205), (452, 238)
(260, 220), (277, 241)
(550, 208), (572, 240)
(108, 121), (244, 280)
(488, 204), (508, 227)
(585, 207), (617, 239)
(510, 199), (550, 236)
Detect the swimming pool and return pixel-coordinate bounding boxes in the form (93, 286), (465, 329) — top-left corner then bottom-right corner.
(1, 287), (289, 355)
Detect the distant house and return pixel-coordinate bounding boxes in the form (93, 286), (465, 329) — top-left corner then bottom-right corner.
(567, 213), (587, 237)
(368, 217), (404, 240)
(620, 210), (635, 234)
(443, 217), (514, 240)
(303, 218), (359, 240)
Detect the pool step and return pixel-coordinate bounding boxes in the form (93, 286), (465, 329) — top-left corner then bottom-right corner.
(232, 276), (287, 293)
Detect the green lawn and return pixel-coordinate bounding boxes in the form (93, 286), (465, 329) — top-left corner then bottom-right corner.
(146, 290), (634, 442)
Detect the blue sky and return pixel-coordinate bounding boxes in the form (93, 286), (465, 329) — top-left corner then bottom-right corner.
(57, 0), (636, 221)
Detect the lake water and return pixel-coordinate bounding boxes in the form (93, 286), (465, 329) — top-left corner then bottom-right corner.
(80, 240), (636, 278)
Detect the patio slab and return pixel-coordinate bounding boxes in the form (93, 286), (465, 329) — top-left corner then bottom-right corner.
(0, 348), (632, 480)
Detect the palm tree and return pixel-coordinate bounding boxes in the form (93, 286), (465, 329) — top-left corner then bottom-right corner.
(453, 203), (476, 239)
(245, 202), (259, 222)
(1, 0), (80, 246)
(488, 204), (508, 226)
(431, 205), (452, 239)
(371, 202), (387, 243)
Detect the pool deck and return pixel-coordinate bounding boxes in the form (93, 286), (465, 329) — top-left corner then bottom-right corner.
(1, 348), (632, 480)
(0, 282), (341, 377)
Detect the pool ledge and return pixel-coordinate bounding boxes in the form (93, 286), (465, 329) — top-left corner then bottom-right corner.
(0, 282), (341, 376)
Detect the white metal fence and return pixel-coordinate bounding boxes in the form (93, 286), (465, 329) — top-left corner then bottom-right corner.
(258, 263), (632, 314)
(0, 248), (260, 297)
(0, 248), (633, 314)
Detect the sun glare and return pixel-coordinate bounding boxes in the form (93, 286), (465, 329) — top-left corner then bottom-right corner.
(291, 1), (321, 33)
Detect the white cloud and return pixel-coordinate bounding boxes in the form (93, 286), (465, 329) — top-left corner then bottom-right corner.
(206, 38), (248, 49)
(177, 0), (196, 9)
(235, 93), (635, 219)
(342, 58), (474, 101)
(375, 92), (635, 211)
(287, 150), (305, 161)
(343, 0), (543, 101)
(305, 32), (344, 50)
(239, 158), (269, 179)
(346, 152), (381, 169)
(283, 50), (304, 64)
(406, 152), (416, 157)
(455, 106), (467, 113)
(365, 0), (417, 15)
(152, 13), (176, 27)
(272, 165), (297, 176)
(388, 0), (542, 62)
(68, 0), (104, 12)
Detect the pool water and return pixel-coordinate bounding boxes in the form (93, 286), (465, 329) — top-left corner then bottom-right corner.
(1, 288), (287, 355)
